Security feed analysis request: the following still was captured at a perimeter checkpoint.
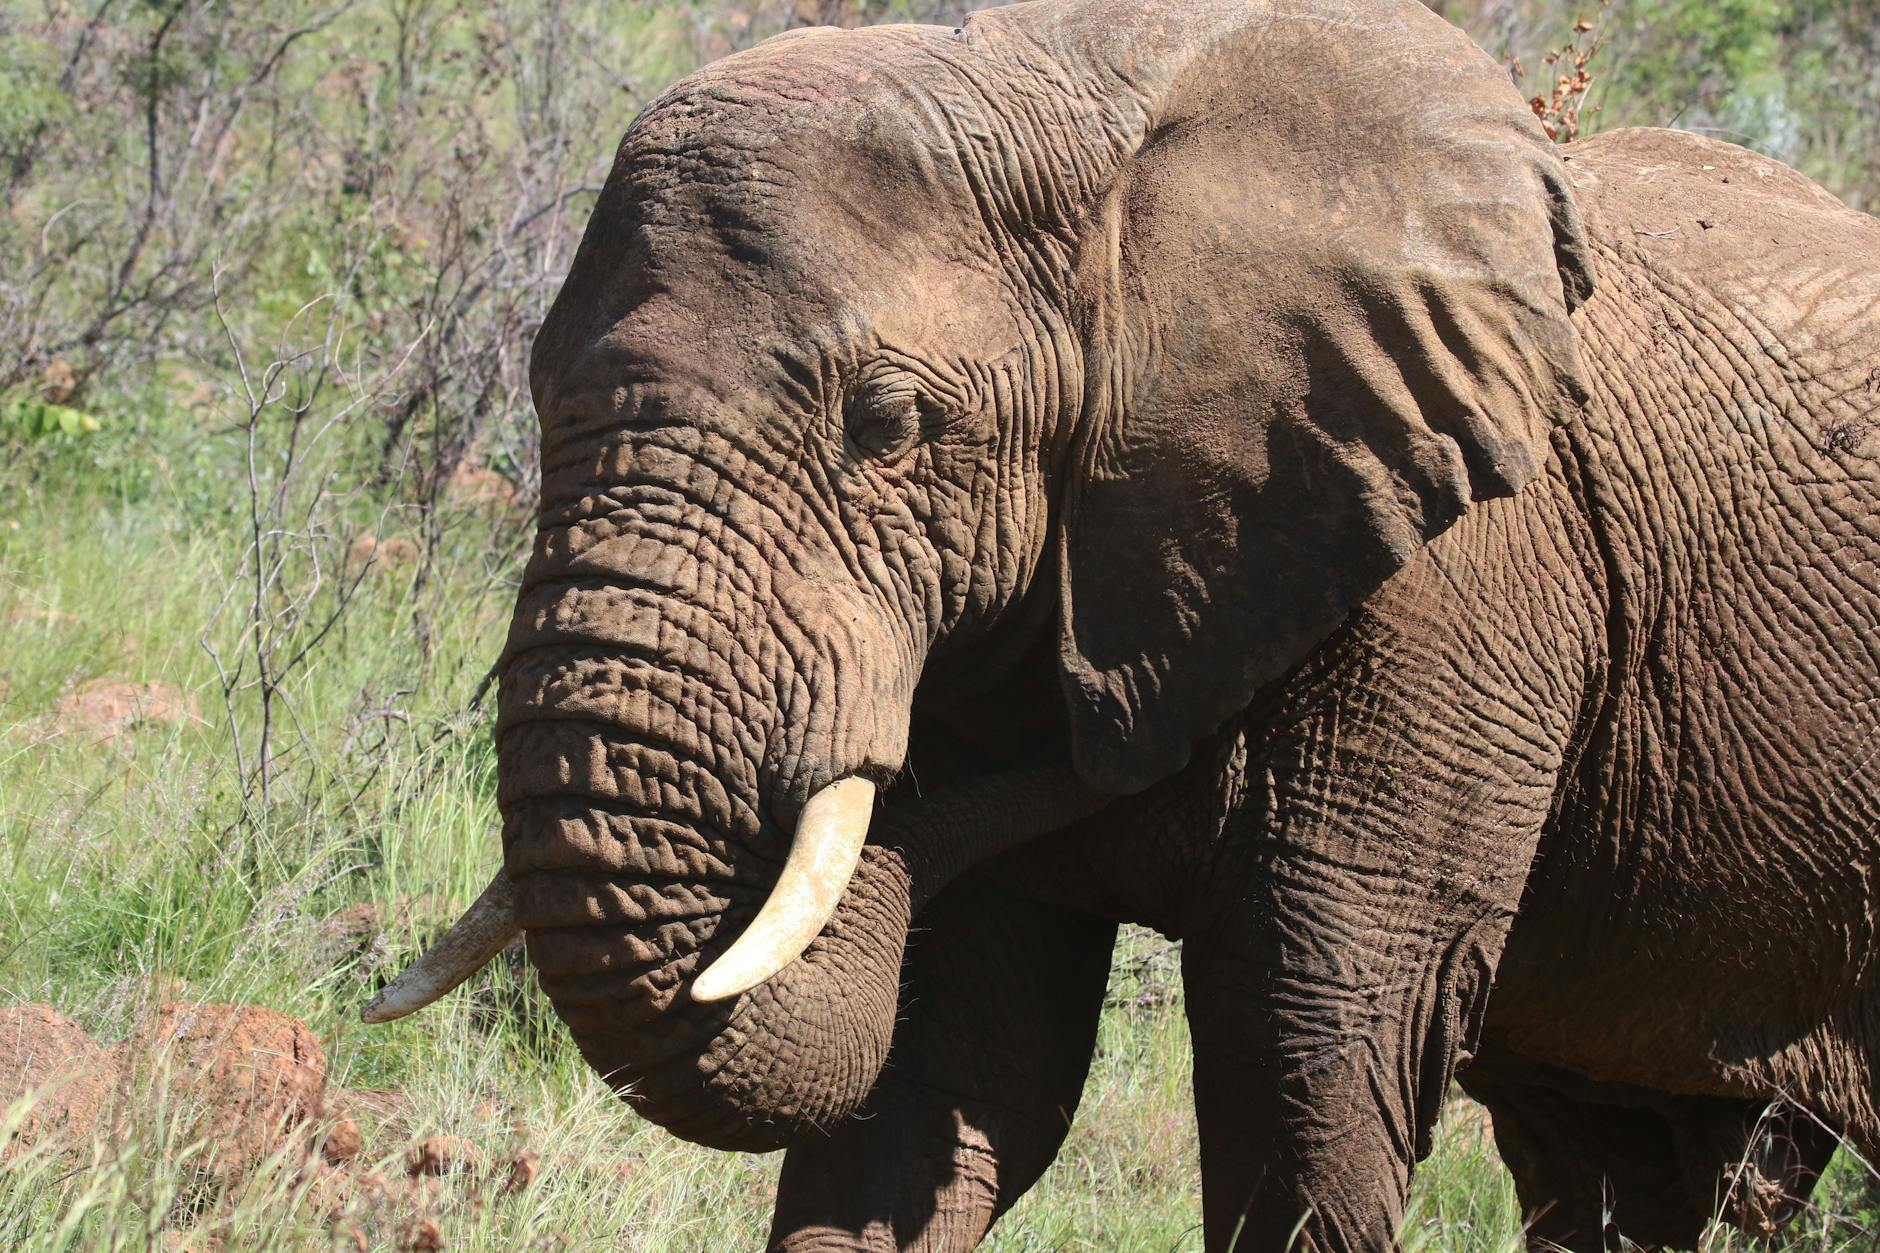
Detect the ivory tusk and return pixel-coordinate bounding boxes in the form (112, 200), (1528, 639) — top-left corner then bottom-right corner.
(360, 872), (520, 1024)
(690, 776), (876, 1004)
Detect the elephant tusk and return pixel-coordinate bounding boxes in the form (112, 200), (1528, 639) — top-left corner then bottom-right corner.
(690, 776), (876, 1004)
(360, 872), (520, 1024)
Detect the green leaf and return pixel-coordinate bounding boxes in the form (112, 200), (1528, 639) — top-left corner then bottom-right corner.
(2, 398), (104, 440)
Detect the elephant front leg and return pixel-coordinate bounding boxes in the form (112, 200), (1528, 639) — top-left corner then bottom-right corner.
(1179, 631), (1575, 1251)
(767, 879), (1117, 1252)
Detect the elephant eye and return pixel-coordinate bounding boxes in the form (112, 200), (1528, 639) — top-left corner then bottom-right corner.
(843, 383), (929, 460)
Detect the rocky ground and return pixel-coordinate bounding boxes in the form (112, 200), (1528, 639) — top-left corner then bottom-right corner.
(1, 989), (547, 1252)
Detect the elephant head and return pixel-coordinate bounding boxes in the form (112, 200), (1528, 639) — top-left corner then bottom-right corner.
(366, 0), (1593, 1151)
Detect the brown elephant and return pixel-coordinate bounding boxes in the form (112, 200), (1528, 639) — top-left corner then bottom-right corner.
(362, 0), (1880, 1248)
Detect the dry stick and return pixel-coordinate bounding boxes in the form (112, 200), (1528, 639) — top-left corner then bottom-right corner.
(203, 265), (430, 818)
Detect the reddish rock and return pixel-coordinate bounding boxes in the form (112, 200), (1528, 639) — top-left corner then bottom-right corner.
(378, 537), (421, 566)
(318, 901), (383, 947)
(407, 1134), (485, 1178)
(49, 679), (199, 745)
(320, 1114), (365, 1165)
(123, 1004), (327, 1181)
(445, 461), (526, 513)
(503, 1148), (539, 1194)
(402, 1216), (446, 1252)
(346, 533), (421, 575)
(0, 1005), (115, 1151)
(40, 359), (78, 404)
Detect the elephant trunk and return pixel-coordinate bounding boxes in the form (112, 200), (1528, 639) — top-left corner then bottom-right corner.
(491, 516), (916, 1151)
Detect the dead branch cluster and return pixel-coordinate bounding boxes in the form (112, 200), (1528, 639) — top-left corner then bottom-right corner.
(0, 0), (648, 814)
(1510, 0), (1612, 142)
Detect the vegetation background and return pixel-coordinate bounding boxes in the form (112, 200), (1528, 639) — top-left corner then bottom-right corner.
(2, 0), (1877, 1247)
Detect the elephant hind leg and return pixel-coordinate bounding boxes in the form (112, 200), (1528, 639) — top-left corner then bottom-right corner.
(1467, 1076), (1704, 1251)
(1462, 1059), (1838, 1251)
(1697, 1101), (1840, 1243)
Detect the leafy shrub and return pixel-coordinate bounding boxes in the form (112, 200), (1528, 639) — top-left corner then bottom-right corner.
(0, 397), (102, 440)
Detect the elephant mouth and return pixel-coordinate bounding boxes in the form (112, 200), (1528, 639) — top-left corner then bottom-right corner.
(361, 776), (880, 1023)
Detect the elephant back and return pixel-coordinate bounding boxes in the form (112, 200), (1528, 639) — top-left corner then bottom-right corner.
(1561, 127), (1880, 470)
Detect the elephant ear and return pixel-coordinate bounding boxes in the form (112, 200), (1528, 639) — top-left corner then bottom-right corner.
(1024, 0), (1596, 794)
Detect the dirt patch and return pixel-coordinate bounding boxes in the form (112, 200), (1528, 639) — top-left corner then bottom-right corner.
(4, 1000), (545, 1248)
(121, 1003), (328, 1182)
(407, 1134), (486, 1178)
(503, 1147), (540, 1194)
(40, 360), (78, 404)
(315, 896), (449, 978)
(46, 678), (200, 745)
(346, 1169), (453, 1252)
(444, 461), (527, 513)
(4, 606), (81, 629)
(345, 533), (421, 575)
(325, 1084), (413, 1127)
(0, 1005), (115, 1152)
(318, 901), (388, 950)
(298, 1161), (356, 1220)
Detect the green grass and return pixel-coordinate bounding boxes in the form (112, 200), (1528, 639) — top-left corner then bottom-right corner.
(4, 432), (1878, 1251)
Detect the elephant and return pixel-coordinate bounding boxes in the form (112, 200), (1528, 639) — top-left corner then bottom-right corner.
(361, 0), (1880, 1247)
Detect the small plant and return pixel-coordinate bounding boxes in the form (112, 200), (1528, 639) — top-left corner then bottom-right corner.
(1512, 0), (1612, 143)
(0, 396), (101, 440)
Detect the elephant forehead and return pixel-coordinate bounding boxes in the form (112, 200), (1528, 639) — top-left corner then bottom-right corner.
(619, 28), (986, 241)
(539, 82), (1037, 418)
